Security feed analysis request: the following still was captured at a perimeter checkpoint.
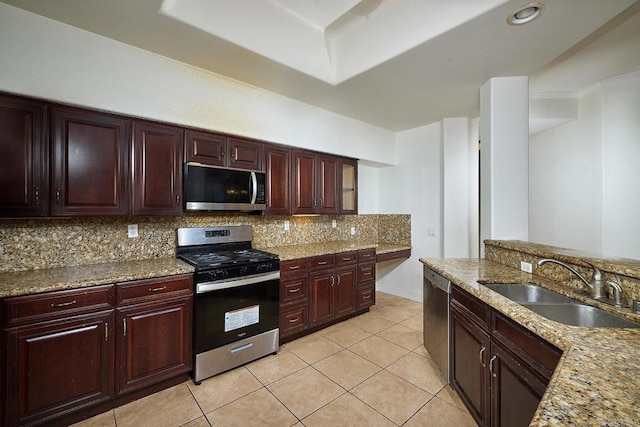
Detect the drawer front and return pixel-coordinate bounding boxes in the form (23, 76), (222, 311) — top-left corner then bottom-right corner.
(280, 303), (308, 337)
(335, 251), (357, 266)
(451, 285), (490, 330)
(310, 255), (335, 270)
(357, 263), (376, 284)
(357, 285), (375, 309)
(280, 259), (309, 277)
(117, 274), (193, 305)
(357, 249), (376, 263)
(280, 275), (308, 306)
(3, 284), (115, 327)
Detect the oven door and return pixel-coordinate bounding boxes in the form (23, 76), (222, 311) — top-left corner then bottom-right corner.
(194, 272), (279, 354)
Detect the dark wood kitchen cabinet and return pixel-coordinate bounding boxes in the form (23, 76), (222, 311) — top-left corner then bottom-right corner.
(279, 259), (310, 338)
(51, 106), (131, 216)
(450, 285), (562, 427)
(356, 249), (376, 309)
(308, 253), (357, 327)
(115, 274), (193, 396)
(339, 158), (358, 214)
(132, 120), (184, 215)
(2, 285), (116, 427)
(185, 129), (263, 171)
(0, 94), (48, 217)
(265, 145), (292, 215)
(291, 150), (340, 215)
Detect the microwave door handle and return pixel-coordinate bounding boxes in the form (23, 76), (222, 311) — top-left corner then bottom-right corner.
(250, 171), (257, 204)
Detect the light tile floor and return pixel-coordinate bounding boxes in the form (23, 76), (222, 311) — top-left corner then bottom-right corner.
(73, 292), (475, 427)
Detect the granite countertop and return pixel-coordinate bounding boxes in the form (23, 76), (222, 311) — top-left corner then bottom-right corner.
(259, 241), (411, 261)
(0, 258), (195, 298)
(420, 257), (640, 426)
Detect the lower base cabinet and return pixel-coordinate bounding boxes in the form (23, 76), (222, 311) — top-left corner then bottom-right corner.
(2, 274), (193, 426)
(450, 285), (561, 427)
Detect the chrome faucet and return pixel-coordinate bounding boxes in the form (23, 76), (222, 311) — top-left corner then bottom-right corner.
(537, 259), (606, 299)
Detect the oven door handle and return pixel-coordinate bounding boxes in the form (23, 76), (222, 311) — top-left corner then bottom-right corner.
(197, 271), (280, 294)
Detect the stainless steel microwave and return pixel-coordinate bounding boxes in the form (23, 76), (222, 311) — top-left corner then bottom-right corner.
(183, 163), (266, 212)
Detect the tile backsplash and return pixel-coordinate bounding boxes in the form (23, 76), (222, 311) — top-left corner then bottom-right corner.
(0, 214), (410, 273)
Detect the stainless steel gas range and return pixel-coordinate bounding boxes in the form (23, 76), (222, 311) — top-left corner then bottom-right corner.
(176, 226), (280, 384)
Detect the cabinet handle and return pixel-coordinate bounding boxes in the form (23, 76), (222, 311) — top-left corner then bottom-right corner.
(289, 317), (300, 323)
(176, 194), (180, 205)
(337, 275), (341, 285)
(51, 300), (76, 308)
(123, 318), (127, 336)
(231, 150), (235, 160)
(149, 286), (167, 292)
(479, 347), (486, 367)
(363, 271), (371, 276)
(363, 254), (372, 258)
(34, 187), (40, 205)
(330, 276), (335, 286)
(489, 355), (497, 378)
(221, 149), (225, 158)
(55, 188), (61, 204)
(320, 198), (323, 207)
(314, 199), (317, 208)
(104, 322), (108, 341)
(317, 261), (328, 266)
(342, 257), (352, 261)
(289, 288), (300, 293)
(289, 265), (300, 270)
(363, 294), (371, 300)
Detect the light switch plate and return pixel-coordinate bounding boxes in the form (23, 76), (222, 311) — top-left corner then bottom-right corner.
(520, 261), (533, 273)
(284, 221), (290, 231)
(332, 219), (337, 228)
(128, 224), (139, 238)
(350, 226), (356, 235)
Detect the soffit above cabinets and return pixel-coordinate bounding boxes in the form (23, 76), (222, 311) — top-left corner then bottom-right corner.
(1, 0), (638, 131)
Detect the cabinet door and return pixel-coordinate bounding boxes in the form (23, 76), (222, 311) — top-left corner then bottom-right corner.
(4, 311), (114, 426)
(292, 150), (316, 214)
(265, 146), (292, 215)
(0, 95), (48, 217)
(309, 270), (334, 327)
(490, 342), (548, 427)
(334, 266), (357, 319)
(450, 307), (490, 426)
(51, 106), (130, 216)
(185, 129), (225, 166)
(339, 158), (358, 214)
(317, 155), (339, 214)
(116, 296), (192, 395)
(227, 137), (263, 170)
(132, 120), (184, 215)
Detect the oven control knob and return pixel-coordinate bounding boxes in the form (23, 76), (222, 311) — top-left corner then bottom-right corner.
(240, 266), (248, 274)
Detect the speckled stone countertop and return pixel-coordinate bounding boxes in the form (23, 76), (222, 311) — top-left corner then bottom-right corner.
(259, 241), (411, 261)
(420, 257), (640, 426)
(0, 258), (194, 298)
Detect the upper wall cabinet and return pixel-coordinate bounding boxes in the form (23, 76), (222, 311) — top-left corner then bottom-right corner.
(185, 130), (263, 171)
(51, 106), (131, 216)
(265, 145), (292, 215)
(292, 149), (316, 215)
(0, 94), (48, 217)
(132, 120), (184, 216)
(339, 158), (358, 214)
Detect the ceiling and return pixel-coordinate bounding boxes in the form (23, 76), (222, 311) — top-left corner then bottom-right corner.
(2, 0), (639, 131)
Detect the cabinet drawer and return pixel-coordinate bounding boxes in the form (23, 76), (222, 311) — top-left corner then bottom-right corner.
(280, 275), (308, 305)
(357, 263), (376, 284)
(280, 303), (308, 337)
(451, 285), (490, 330)
(3, 284), (115, 327)
(117, 274), (193, 305)
(492, 312), (562, 379)
(357, 249), (376, 263)
(336, 251), (357, 266)
(357, 285), (375, 309)
(310, 255), (335, 270)
(280, 259), (309, 277)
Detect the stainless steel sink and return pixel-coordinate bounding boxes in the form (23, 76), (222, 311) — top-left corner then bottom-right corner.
(522, 303), (640, 328)
(485, 283), (640, 328)
(484, 283), (575, 303)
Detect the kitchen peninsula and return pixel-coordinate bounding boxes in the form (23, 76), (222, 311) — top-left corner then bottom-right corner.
(421, 240), (640, 426)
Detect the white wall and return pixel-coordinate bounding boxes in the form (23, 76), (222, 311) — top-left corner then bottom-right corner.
(0, 3), (395, 166)
(376, 122), (443, 301)
(529, 73), (640, 259)
(480, 77), (530, 253)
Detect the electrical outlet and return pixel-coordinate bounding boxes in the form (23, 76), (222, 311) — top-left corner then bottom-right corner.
(427, 228), (436, 237)
(350, 226), (356, 235)
(520, 261), (533, 273)
(331, 219), (337, 228)
(284, 221), (290, 231)
(128, 224), (138, 238)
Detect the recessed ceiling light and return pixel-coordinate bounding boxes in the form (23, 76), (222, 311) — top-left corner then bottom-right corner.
(507, 3), (544, 25)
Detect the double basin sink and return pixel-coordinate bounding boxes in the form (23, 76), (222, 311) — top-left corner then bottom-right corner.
(485, 284), (640, 328)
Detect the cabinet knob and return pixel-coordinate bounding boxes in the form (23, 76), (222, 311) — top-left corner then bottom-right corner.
(220, 149), (225, 158)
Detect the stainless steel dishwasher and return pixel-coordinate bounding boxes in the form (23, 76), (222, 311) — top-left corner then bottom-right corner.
(423, 266), (451, 382)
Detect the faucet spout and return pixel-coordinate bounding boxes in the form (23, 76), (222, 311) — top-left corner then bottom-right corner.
(537, 258), (606, 299)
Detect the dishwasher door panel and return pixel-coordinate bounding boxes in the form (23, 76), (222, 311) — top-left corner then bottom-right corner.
(423, 267), (450, 382)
